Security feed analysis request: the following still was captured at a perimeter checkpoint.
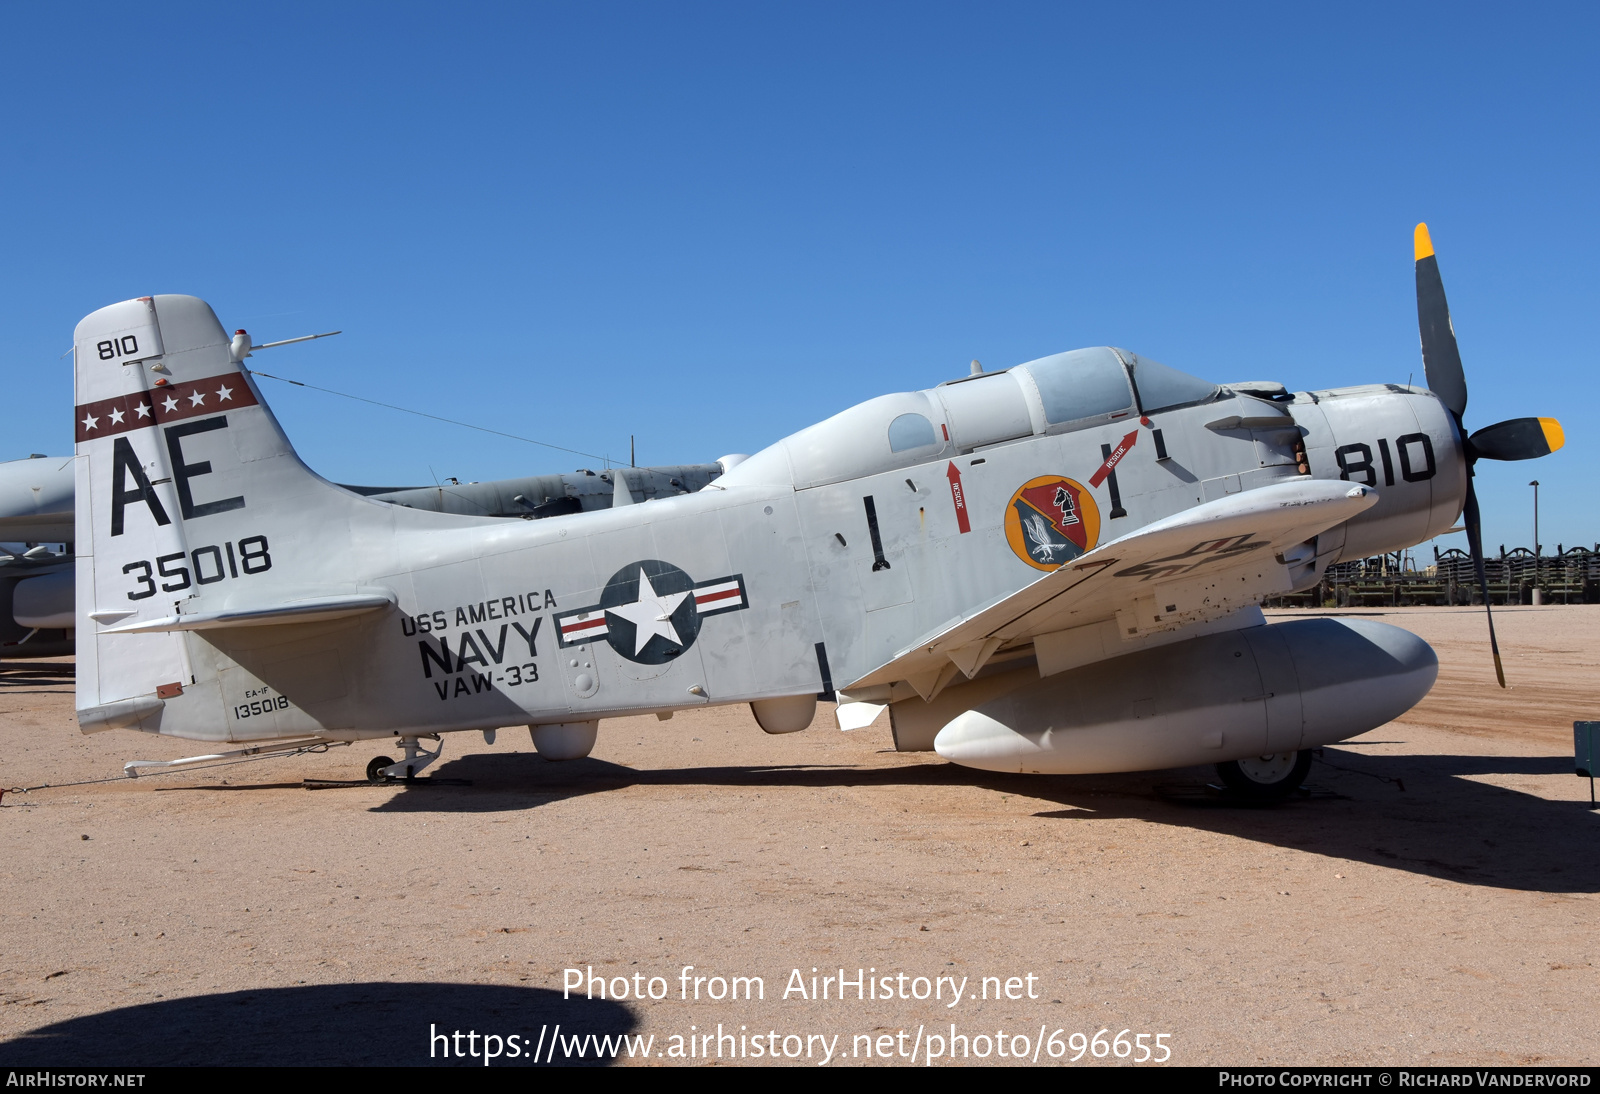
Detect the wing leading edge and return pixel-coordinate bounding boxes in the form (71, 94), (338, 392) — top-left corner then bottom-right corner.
(844, 479), (1377, 704)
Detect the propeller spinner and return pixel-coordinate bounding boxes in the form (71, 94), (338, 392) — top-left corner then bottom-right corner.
(1414, 223), (1565, 687)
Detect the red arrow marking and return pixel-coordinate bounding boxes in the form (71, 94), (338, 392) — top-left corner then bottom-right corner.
(946, 461), (971, 534)
(1089, 429), (1140, 487)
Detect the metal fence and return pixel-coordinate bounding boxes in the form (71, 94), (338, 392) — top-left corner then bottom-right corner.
(1263, 544), (1600, 608)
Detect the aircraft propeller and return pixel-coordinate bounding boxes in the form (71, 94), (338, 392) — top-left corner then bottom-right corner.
(1414, 223), (1564, 686)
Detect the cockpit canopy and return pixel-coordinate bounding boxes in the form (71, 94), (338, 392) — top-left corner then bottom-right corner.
(719, 347), (1221, 491)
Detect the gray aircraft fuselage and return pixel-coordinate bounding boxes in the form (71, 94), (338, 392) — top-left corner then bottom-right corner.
(348, 373), (1456, 737)
(78, 331), (1456, 747)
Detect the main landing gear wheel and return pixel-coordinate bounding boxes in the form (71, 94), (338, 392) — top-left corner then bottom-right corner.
(1215, 750), (1313, 801)
(367, 755), (396, 784)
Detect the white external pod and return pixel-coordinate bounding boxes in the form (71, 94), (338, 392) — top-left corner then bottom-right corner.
(750, 694), (818, 734)
(933, 618), (1437, 774)
(530, 721), (599, 761)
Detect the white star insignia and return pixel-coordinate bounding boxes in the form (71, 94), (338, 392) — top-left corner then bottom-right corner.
(188, 389), (206, 407)
(216, 383), (233, 401)
(162, 395), (179, 412)
(108, 407), (124, 424)
(605, 568), (691, 656)
(81, 412), (99, 431)
(135, 401), (151, 418)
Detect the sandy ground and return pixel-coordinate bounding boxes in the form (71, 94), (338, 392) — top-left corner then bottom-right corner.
(0, 605), (1596, 1067)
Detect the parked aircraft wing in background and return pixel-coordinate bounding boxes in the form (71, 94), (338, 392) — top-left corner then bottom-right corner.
(349, 462), (727, 519)
(0, 455), (75, 543)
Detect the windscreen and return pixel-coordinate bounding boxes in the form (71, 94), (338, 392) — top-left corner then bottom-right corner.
(1122, 351), (1220, 412)
(1025, 348), (1134, 425)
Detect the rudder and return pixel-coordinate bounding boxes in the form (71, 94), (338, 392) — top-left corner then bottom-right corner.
(72, 295), (377, 738)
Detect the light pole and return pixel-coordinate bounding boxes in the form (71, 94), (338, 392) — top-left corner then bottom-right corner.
(1529, 480), (1541, 603)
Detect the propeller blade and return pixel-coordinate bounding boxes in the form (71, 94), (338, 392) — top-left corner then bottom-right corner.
(1469, 417), (1565, 461)
(1462, 477), (1506, 688)
(1415, 223), (1469, 418)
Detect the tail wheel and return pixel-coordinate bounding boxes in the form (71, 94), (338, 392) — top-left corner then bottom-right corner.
(366, 755), (396, 784)
(1216, 750), (1313, 800)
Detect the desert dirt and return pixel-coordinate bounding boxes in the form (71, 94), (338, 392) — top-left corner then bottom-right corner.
(0, 605), (1596, 1067)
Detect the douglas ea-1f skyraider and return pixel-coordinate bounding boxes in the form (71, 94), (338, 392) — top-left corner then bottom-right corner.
(71, 225), (1562, 798)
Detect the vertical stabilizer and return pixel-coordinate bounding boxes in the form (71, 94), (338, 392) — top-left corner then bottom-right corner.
(71, 295), (376, 737)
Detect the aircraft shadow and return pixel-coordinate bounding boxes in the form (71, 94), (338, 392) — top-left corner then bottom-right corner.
(355, 748), (1598, 895)
(0, 982), (635, 1067)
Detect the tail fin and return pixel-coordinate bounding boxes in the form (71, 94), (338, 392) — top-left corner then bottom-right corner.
(73, 296), (399, 738)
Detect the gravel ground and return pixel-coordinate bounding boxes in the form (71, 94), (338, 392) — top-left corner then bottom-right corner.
(0, 605), (1595, 1067)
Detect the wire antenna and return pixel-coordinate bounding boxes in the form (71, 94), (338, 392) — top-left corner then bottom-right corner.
(247, 368), (610, 462)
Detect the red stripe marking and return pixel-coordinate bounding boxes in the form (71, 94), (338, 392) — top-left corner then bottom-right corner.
(75, 372), (259, 443)
(694, 587), (741, 605)
(1089, 430), (1139, 488)
(945, 461), (971, 534)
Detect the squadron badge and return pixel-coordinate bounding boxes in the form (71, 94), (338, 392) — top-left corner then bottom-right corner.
(1003, 476), (1100, 572)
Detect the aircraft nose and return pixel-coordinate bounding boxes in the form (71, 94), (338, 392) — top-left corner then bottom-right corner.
(1309, 384), (1468, 554)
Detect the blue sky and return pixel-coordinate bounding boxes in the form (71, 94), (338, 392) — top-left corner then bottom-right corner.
(2, 3), (1593, 552)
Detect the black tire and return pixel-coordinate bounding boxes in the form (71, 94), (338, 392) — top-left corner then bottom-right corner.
(366, 755), (396, 784)
(1216, 750), (1313, 801)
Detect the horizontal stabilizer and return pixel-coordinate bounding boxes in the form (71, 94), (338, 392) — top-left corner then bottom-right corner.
(78, 695), (164, 733)
(99, 589), (395, 634)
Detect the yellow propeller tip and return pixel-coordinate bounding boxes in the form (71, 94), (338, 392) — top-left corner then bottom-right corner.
(1540, 417), (1565, 453)
(1414, 223), (1434, 262)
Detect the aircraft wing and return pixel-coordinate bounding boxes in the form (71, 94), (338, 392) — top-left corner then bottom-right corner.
(846, 479), (1377, 699)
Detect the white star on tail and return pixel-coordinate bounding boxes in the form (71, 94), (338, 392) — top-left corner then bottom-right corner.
(108, 407), (124, 424)
(605, 568), (691, 655)
(216, 384), (233, 401)
(81, 412), (98, 431)
(161, 395), (179, 412)
(188, 389), (206, 407)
